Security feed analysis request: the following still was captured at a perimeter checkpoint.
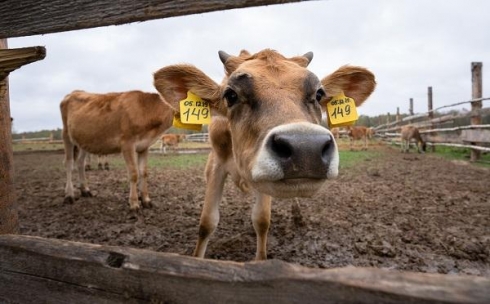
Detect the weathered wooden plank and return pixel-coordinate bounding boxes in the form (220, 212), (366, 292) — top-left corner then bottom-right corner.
(462, 129), (490, 143)
(0, 0), (310, 39)
(0, 235), (489, 304)
(0, 47), (46, 80)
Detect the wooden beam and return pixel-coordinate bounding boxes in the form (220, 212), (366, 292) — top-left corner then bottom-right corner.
(0, 0), (311, 39)
(0, 46), (46, 80)
(0, 40), (19, 235)
(0, 235), (489, 304)
(470, 62), (483, 161)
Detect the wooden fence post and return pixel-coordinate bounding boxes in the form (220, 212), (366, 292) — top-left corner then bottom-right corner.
(396, 107), (400, 122)
(470, 62), (482, 162)
(409, 98), (414, 115)
(427, 86), (435, 152)
(0, 38), (18, 234)
(386, 112), (391, 124)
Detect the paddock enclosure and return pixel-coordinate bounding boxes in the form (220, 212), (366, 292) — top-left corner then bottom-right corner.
(2, 1), (490, 303)
(11, 144), (489, 273)
(7, 144), (489, 303)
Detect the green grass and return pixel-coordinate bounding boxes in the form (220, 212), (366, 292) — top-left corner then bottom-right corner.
(432, 145), (490, 167)
(12, 142), (64, 152)
(338, 150), (381, 169)
(108, 153), (209, 170)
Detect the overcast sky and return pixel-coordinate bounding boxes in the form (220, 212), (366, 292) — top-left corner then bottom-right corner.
(8, 0), (489, 132)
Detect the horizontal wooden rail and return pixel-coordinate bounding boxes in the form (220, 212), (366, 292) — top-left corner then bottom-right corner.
(0, 235), (489, 304)
(0, 0), (309, 39)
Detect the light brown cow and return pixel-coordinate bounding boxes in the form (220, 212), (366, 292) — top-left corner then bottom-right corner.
(160, 134), (185, 153)
(347, 126), (369, 150)
(154, 49), (376, 260)
(400, 125), (426, 153)
(85, 154), (109, 171)
(331, 127), (340, 139)
(366, 127), (375, 139)
(61, 90), (174, 210)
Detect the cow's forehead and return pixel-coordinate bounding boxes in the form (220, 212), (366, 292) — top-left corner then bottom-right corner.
(226, 61), (320, 91)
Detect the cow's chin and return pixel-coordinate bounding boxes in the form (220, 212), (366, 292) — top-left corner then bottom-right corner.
(251, 178), (328, 198)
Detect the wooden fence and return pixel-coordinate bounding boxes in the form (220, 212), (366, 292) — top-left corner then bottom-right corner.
(374, 62), (490, 159)
(1, 234), (489, 304)
(2, 3), (490, 303)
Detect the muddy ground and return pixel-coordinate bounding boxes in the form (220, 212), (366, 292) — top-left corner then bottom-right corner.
(13, 145), (490, 276)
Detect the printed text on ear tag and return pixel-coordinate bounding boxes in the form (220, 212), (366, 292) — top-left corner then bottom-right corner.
(326, 92), (358, 128)
(172, 114), (202, 131)
(179, 91), (211, 125)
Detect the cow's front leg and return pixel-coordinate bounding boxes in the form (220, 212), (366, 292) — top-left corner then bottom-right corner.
(193, 154), (227, 258)
(137, 149), (152, 208)
(252, 192), (272, 260)
(121, 145), (140, 211)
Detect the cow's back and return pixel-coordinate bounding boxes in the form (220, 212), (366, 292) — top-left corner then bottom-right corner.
(61, 90), (174, 154)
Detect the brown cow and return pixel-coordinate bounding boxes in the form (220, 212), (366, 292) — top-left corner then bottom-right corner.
(61, 90), (174, 210)
(331, 127), (340, 139)
(160, 134), (185, 153)
(154, 49), (376, 260)
(347, 126), (369, 150)
(85, 154), (109, 171)
(366, 127), (375, 139)
(400, 125), (426, 153)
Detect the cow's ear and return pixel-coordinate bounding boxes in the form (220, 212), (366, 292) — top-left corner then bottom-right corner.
(321, 65), (376, 107)
(154, 64), (222, 112)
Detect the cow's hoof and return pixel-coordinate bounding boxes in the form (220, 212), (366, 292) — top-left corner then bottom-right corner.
(104, 163), (110, 170)
(81, 190), (93, 197)
(129, 202), (141, 212)
(85, 165), (92, 171)
(142, 200), (153, 209)
(63, 196), (75, 204)
(98, 164), (104, 170)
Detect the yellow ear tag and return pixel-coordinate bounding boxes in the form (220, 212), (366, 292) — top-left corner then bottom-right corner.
(172, 113), (202, 131)
(179, 91), (212, 125)
(326, 92), (358, 129)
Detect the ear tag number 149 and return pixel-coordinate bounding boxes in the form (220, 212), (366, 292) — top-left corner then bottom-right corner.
(326, 92), (358, 128)
(179, 91), (211, 125)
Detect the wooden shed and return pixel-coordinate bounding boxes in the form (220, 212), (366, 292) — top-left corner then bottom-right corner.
(0, 1), (489, 303)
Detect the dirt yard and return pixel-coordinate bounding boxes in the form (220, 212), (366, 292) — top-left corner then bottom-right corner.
(13, 145), (490, 276)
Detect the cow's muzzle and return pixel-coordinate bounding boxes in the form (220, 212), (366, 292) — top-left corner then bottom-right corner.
(268, 133), (333, 179)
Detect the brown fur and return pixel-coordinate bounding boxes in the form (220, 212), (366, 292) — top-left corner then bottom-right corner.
(331, 127), (340, 139)
(61, 90), (175, 210)
(401, 125), (426, 153)
(347, 126), (369, 150)
(154, 49), (376, 260)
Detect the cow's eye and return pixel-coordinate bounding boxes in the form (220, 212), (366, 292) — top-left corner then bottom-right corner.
(315, 89), (326, 103)
(224, 88), (239, 107)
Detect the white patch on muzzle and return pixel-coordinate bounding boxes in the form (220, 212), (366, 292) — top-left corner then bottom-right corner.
(251, 122), (339, 182)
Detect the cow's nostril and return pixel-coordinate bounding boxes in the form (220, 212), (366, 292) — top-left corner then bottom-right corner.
(270, 134), (293, 159)
(321, 136), (333, 162)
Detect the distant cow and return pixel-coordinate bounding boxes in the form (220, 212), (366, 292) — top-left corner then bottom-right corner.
(60, 90), (175, 210)
(347, 126), (369, 150)
(366, 127), (375, 139)
(160, 134), (185, 153)
(85, 154), (109, 171)
(400, 125), (426, 153)
(154, 49), (376, 260)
